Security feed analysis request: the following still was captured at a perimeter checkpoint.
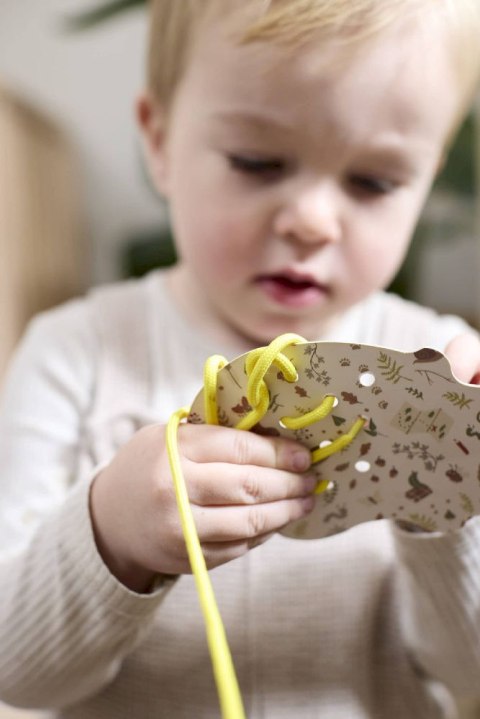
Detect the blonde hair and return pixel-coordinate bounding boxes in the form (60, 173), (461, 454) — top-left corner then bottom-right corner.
(147, 0), (480, 122)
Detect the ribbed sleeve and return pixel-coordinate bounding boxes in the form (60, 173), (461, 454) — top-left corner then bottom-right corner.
(393, 518), (480, 696)
(0, 474), (175, 709)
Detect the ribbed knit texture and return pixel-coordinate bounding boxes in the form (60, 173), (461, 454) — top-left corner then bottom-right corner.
(0, 475), (174, 709)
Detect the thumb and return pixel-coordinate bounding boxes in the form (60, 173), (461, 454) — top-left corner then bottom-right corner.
(444, 332), (480, 384)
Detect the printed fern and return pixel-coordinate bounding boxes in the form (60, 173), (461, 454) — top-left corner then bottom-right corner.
(443, 391), (472, 410)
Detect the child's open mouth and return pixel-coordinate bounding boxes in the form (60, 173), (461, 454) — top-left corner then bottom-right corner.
(255, 273), (330, 309)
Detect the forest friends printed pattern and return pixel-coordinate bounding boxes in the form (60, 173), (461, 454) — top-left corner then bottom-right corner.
(189, 342), (480, 538)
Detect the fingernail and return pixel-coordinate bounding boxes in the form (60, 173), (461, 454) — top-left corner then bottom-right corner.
(302, 496), (315, 514)
(301, 474), (317, 493)
(291, 450), (311, 472)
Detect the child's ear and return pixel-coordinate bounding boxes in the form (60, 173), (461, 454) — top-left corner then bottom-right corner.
(135, 92), (170, 196)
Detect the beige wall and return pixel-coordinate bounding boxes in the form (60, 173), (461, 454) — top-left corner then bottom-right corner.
(0, 88), (86, 374)
(0, 0), (166, 285)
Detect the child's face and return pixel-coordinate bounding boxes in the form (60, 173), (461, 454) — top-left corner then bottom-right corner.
(140, 11), (459, 346)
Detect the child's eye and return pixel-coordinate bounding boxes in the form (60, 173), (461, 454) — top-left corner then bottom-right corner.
(227, 154), (286, 178)
(349, 174), (397, 196)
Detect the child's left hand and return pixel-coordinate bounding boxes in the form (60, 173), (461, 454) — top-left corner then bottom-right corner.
(445, 332), (480, 385)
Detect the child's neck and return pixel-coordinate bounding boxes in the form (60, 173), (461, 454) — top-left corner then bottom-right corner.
(165, 265), (255, 353)
(166, 264), (342, 353)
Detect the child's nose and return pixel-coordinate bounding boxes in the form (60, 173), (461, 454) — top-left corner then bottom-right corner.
(274, 181), (342, 246)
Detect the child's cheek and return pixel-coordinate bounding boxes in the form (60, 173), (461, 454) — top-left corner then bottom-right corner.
(349, 247), (396, 291)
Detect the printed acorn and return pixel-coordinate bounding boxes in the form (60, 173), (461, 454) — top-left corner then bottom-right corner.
(405, 471), (433, 502)
(445, 466), (463, 483)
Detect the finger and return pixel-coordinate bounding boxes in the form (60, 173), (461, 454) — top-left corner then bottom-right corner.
(192, 496), (315, 542)
(179, 424), (311, 472)
(186, 463), (317, 505)
(200, 532), (275, 569)
(444, 333), (480, 383)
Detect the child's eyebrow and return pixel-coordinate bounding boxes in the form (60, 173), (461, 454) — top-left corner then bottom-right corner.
(210, 110), (296, 135)
(358, 139), (433, 173)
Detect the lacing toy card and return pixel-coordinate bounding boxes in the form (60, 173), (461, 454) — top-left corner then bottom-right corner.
(188, 334), (480, 539)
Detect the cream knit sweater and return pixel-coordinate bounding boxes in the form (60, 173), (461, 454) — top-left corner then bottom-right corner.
(1, 271), (480, 718)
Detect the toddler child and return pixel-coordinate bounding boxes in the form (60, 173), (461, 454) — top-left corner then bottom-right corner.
(1, 0), (480, 717)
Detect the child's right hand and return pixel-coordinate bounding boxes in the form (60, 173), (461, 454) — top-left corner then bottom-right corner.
(89, 424), (315, 592)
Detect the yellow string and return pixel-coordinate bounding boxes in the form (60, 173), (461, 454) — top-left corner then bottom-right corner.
(280, 395), (336, 430)
(166, 334), (366, 719)
(311, 417), (366, 463)
(166, 409), (246, 719)
(204, 355), (229, 425)
(236, 333), (304, 431)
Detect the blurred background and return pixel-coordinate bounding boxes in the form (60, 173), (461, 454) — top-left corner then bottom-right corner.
(0, 0), (172, 376)
(0, 1), (479, 717)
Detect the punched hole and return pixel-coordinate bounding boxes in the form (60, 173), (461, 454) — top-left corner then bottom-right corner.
(315, 478), (337, 496)
(355, 460), (371, 473)
(359, 371), (375, 387)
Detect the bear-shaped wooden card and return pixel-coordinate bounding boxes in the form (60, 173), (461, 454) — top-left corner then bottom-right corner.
(188, 337), (480, 539)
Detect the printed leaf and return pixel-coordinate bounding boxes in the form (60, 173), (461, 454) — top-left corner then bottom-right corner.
(232, 396), (251, 415)
(407, 514), (438, 532)
(406, 386), (424, 400)
(341, 391), (361, 405)
(443, 391), (473, 410)
(254, 424), (281, 437)
(295, 385), (309, 398)
(363, 418), (378, 437)
(460, 493), (474, 514)
(360, 442), (372, 456)
(377, 352), (412, 384)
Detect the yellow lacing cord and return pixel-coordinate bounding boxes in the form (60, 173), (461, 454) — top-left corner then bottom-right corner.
(165, 333), (366, 719)
(311, 417), (367, 464)
(166, 408), (245, 719)
(204, 355), (229, 425)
